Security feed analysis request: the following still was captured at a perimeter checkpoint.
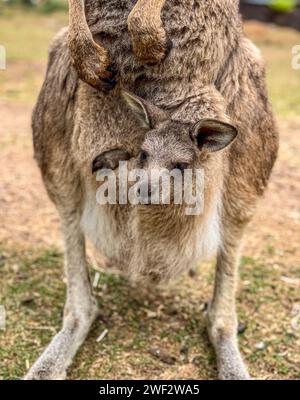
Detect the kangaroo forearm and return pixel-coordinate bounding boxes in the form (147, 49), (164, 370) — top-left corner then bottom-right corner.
(128, 0), (170, 64)
(128, 0), (166, 29)
(68, 0), (93, 50)
(67, 0), (115, 90)
(68, 0), (169, 86)
(68, 0), (167, 61)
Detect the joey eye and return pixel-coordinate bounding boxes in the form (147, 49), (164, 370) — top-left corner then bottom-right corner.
(174, 162), (189, 172)
(139, 151), (148, 163)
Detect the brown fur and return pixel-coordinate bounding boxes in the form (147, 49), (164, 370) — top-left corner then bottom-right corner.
(127, 0), (170, 64)
(26, 1), (278, 380)
(68, 0), (170, 89)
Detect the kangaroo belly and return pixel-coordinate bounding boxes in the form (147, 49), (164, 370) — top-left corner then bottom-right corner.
(81, 187), (222, 283)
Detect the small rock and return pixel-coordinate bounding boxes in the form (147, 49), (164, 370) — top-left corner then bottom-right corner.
(280, 276), (300, 287)
(255, 341), (266, 350)
(180, 344), (189, 355)
(192, 355), (202, 366)
(188, 269), (197, 278)
(12, 264), (19, 273)
(180, 344), (189, 363)
(149, 348), (177, 365)
(166, 307), (178, 316)
(0, 254), (6, 267)
(21, 297), (35, 306)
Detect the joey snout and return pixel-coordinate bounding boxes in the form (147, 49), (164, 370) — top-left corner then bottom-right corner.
(136, 178), (158, 204)
(135, 169), (173, 205)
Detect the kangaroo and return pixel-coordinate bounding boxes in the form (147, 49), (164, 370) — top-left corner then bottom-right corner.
(25, 0), (278, 380)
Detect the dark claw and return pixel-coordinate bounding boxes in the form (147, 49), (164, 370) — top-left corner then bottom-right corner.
(100, 76), (117, 92)
(98, 63), (118, 92)
(106, 63), (117, 77)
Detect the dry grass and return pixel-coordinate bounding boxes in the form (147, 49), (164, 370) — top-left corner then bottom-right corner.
(0, 9), (300, 380)
(244, 21), (300, 117)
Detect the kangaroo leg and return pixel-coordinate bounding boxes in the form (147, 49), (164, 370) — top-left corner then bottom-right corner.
(68, 0), (116, 91)
(128, 0), (172, 65)
(207, 222), (250, 380)
(24, 209), (98, 380)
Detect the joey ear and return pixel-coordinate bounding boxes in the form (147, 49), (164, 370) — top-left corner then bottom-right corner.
(191, 119), (238, 152)
(122, 90), (169, 129)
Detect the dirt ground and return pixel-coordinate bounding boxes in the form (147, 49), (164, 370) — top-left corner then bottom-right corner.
(0, 12), (299, 380)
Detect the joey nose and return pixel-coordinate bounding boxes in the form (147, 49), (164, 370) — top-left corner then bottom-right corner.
(137, 182), (155, 204)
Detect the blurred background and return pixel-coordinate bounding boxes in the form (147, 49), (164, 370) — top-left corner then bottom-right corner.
(241, 0), (300, 30)
(0, 0), (299, 380)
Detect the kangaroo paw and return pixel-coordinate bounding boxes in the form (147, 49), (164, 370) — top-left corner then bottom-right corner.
(131, 28), (172, 65)
(69, 36), (117, 92)
(128, 2), (172, 65)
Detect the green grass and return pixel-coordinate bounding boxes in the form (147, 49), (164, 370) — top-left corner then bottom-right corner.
(0, 247), (65, 379)
(264, 42), (300, 117)
(0, 246), (216, 380)
(1, 245), (299, 380)
(0, 6), (67, 103)
(245, 23), (300, 117)
(0, 6), (67, 62)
